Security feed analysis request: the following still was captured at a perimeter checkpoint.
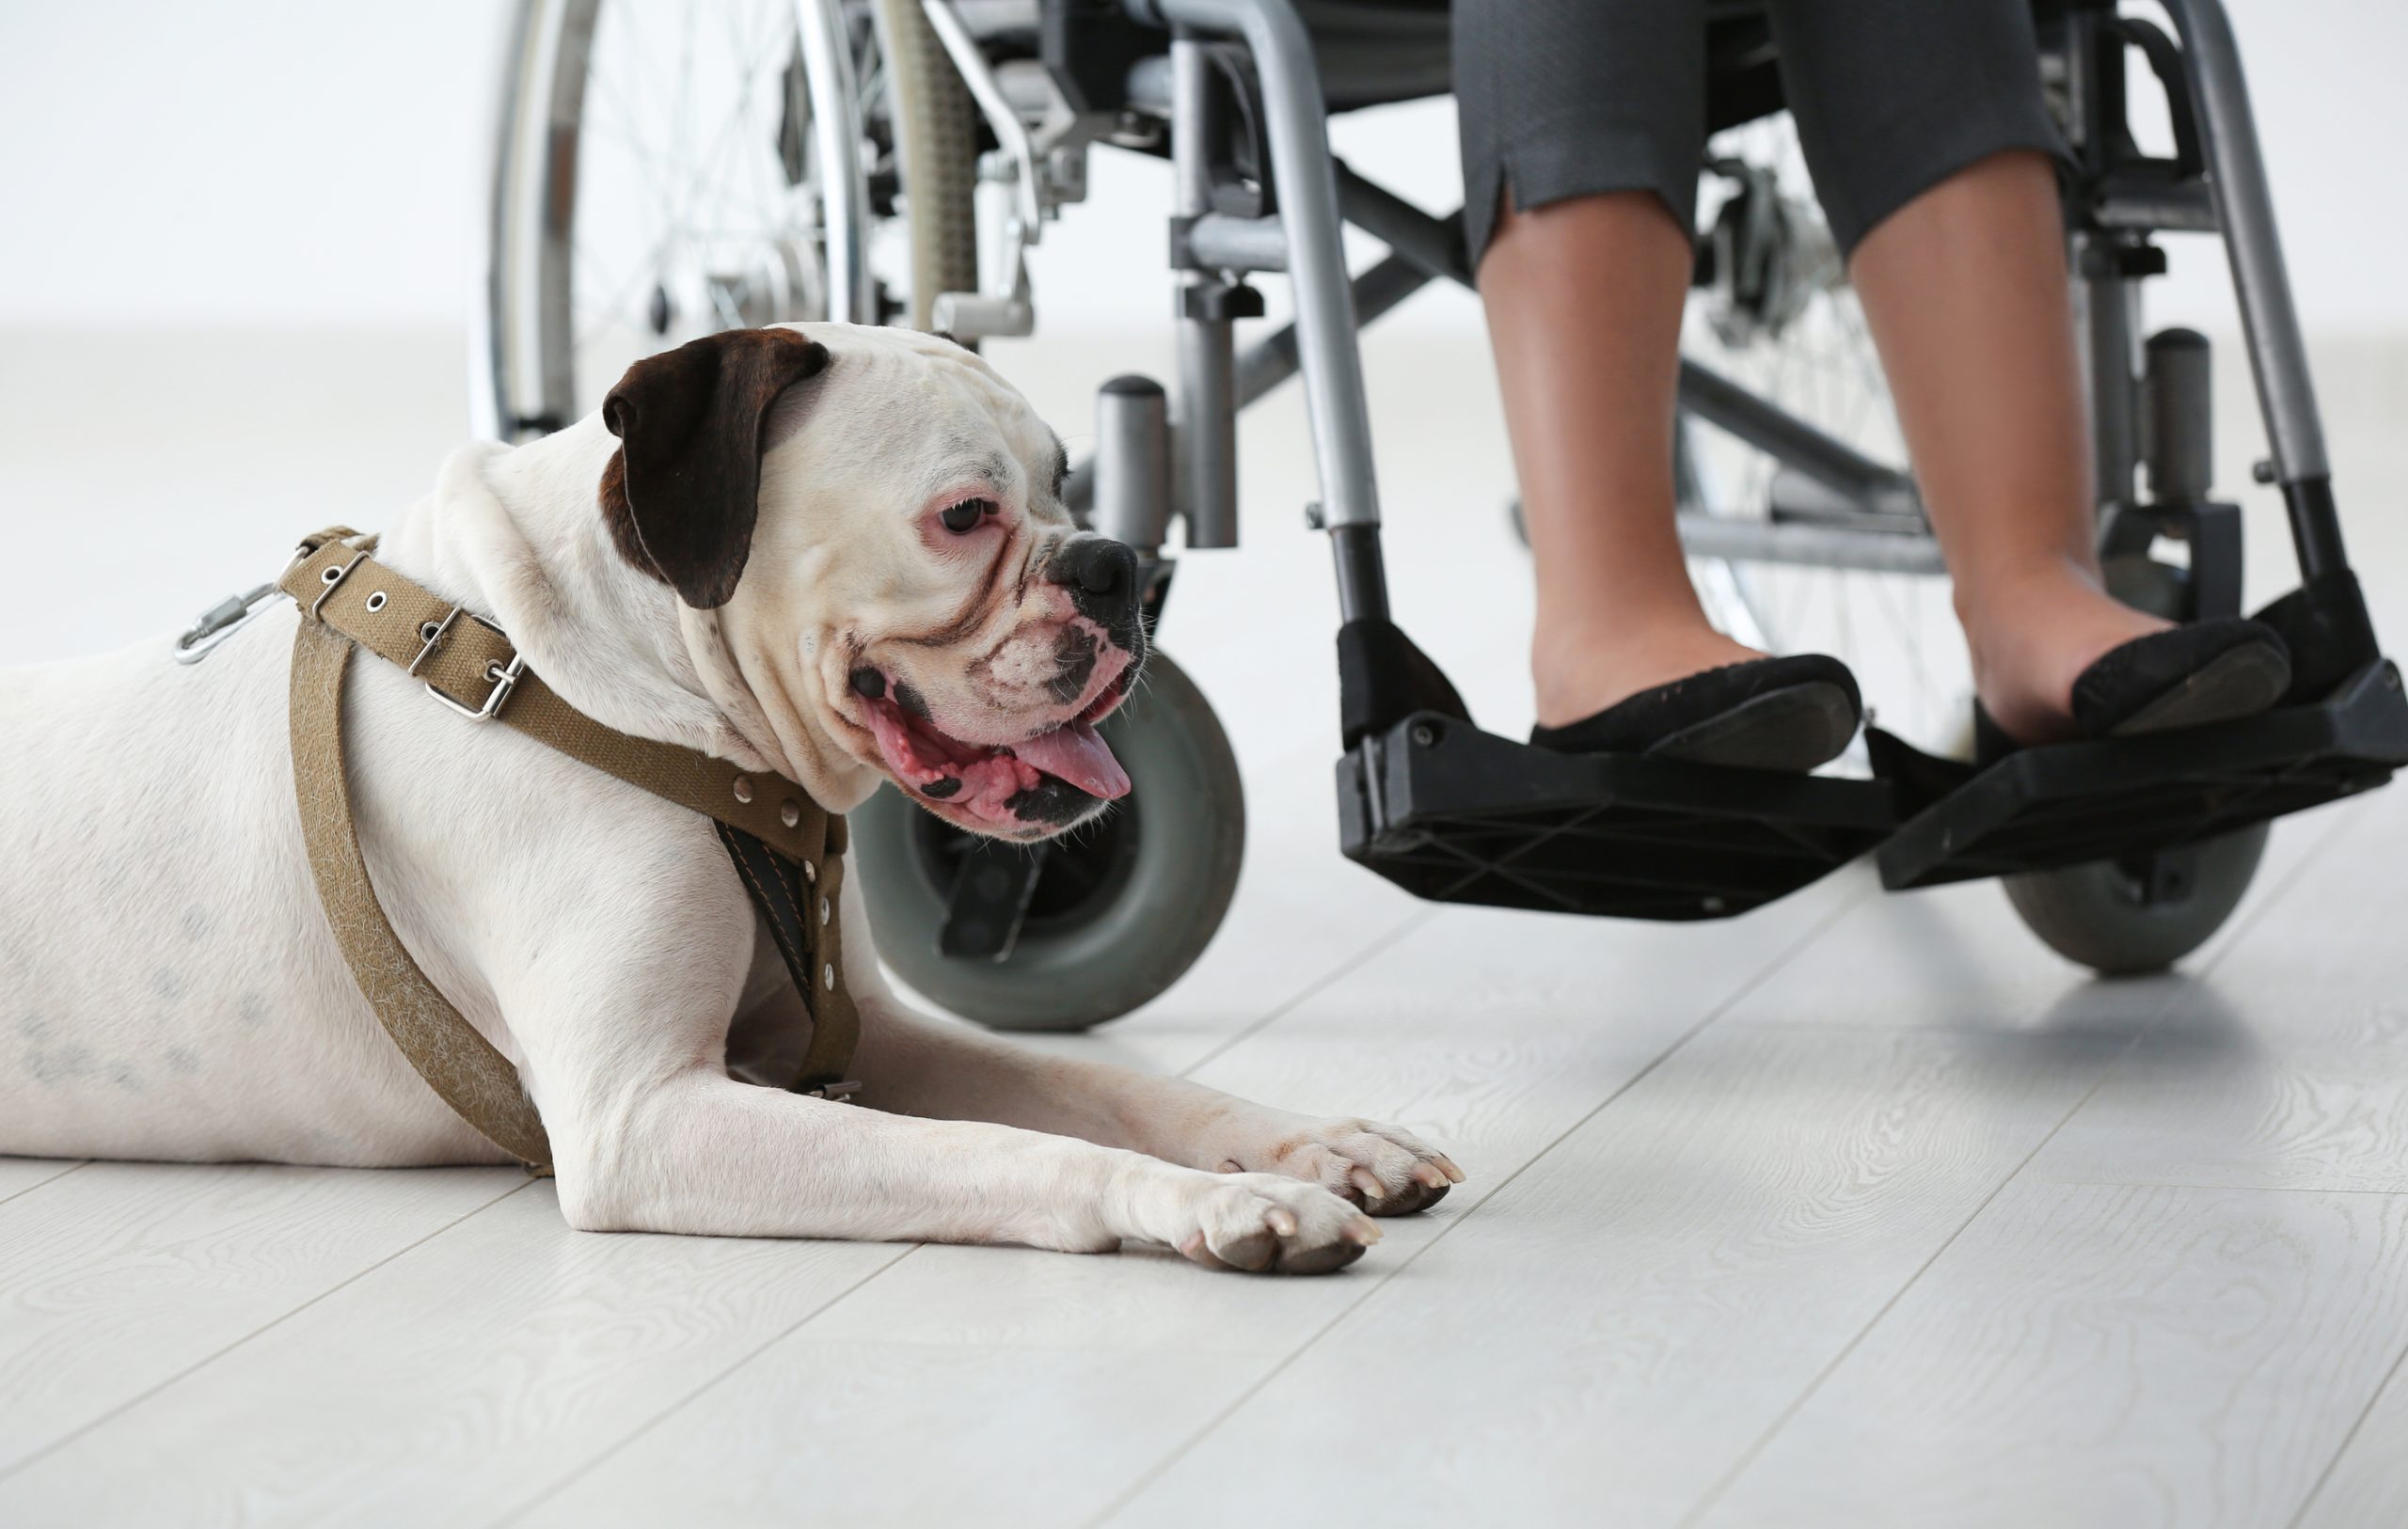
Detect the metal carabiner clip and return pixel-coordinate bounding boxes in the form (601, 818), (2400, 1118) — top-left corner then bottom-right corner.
(170, 583), (287, 665)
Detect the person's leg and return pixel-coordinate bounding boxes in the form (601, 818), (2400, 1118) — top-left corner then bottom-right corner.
(1480, 193), (1763, 728)
(1457, 0), (1760, 731)
(1846, 150), (2164, 744)
(1765, 0), (2168, 744)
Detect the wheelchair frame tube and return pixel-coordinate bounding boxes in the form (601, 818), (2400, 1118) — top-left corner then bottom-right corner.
(2159, 0), (2349, 577)
(1237, 254), (1430, 408)
(799, 0), (874, 325)
(1064, 251), (1431, 518)
(1170, 39), (1241, 550)
(2077, 236), (2144, 512)
(1138, 0), (1392, 622)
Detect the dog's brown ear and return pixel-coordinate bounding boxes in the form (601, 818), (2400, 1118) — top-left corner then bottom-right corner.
(600, 327), (832, 609)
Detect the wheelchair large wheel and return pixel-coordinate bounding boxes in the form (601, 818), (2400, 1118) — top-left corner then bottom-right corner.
(482, 0), (976, 437)
(850, 652), (1245, 1032)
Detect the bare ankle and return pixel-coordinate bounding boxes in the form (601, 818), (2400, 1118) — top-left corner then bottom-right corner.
(1530, 619), (1765, 728)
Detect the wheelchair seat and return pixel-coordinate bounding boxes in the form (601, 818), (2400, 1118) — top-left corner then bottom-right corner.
(1300, 0), (1783, 131)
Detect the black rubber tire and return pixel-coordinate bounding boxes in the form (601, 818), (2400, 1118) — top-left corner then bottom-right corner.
(2003, 820), (2269, 975)
(2000, 552), (2270, 974)
(850, 651), (1245, 1031)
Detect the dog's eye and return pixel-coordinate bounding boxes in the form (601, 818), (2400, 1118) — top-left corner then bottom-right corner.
(939, 497), (995, 534)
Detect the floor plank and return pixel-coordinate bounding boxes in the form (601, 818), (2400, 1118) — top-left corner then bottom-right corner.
(2029, 791), (2408, 1193)
(0, 1162), (519, 1474)
(520, 1341), (1264, 1529)
(510, 879), (1857, 1528)
(1699, 1182), (2408, 1529)
(0, 1185), (903, 1528)
(1099, 1023), (2129, 1529)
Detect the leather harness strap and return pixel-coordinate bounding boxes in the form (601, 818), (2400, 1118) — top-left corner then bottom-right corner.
(275, 528), (860, 1172)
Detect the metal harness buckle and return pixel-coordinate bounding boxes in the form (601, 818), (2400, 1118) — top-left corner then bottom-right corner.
(411, 606), (525, 721)
(804, 1080), (862, 1103)
(307, 551), (369, 623)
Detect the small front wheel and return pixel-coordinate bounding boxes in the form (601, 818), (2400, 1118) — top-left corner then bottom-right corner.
(2003, 821), (2270, 975)
(851, 651), (1245, 1031)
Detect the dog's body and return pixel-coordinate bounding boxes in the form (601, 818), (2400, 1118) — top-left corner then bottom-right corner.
(0, 324), (1455, 1272)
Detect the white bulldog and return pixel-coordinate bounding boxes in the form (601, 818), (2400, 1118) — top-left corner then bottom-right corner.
(0, 323), (1458, 1273)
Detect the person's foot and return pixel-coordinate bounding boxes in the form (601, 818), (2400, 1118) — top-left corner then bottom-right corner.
(1532, 620), (1766, 730)
(1958, 566), (2173, 747)
(1531, 617), (1861, 772)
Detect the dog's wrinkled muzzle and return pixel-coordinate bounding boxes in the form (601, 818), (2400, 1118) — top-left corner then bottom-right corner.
(850, 644), (1139, 836)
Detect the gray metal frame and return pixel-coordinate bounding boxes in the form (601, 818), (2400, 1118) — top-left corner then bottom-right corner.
(1079, 0), (2354, 622)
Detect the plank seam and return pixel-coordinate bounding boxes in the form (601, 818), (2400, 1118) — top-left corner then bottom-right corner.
(0, 1159), (88, 1208)
(1673, 1031), (2149, 1527)
(482, 902), (1431, 1521)
(0, 1173), (535, 1482)
(484, 1241), (925, 1528)
(2286, 1331), (2408, 1529)
(1174, 910), (1438, 1080)
(1082, 877), (1875, 1529)
(1676, 795), (2361, 1526)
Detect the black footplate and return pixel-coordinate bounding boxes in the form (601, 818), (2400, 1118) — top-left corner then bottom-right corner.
(1877, 660), (2408, 890)
(1338, 712), (1899, 921)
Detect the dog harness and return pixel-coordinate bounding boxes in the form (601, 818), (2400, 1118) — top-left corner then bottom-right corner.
(252, 528), (858, 1173)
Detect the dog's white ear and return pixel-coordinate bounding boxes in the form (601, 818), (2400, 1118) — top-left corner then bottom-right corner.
(599, 328), (832, 608)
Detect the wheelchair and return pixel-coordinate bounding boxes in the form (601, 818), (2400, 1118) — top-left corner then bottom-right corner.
(478, 0), (2408, 1029)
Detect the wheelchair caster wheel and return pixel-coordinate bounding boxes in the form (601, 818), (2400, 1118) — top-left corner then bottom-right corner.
(2003, 820), (2269, 976)
(851, 651), (1244, 1032)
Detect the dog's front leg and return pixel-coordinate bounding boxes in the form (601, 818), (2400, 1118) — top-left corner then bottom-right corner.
(736, 862), (1465, 1219)
(545, 1069), (1383, 1272)
(847, 994), (1465, 1217)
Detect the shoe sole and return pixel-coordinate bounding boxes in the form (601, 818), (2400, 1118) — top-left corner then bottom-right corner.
(2107, 640), (2292, 737)
(1645, 682), (1861, 772)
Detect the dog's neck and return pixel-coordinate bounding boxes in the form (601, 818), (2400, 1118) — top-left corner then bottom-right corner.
(372, 422), (880, 812)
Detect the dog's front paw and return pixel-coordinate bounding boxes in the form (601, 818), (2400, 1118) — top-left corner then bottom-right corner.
(1218, 1115), (1466, 1216)
(1167, 1173), (1381, 1275)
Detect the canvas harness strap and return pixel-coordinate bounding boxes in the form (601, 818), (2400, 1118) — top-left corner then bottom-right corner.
(275, 527), (860, 1174)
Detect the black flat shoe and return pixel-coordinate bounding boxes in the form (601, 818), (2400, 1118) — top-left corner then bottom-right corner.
(1975, 616), (2293, 762)
(1530, 654), (1863, 772)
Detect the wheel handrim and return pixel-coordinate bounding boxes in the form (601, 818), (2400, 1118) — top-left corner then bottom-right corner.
(488, 0), (946, 439)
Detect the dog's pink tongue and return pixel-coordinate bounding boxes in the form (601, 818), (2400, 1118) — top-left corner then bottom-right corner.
(1013, 720), (1131, 800)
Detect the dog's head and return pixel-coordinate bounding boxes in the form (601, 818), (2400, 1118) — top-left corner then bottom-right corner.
(598, 323), (1144, 839)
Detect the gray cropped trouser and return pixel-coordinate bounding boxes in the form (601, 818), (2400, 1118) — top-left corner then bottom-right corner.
(1453, 0), (2067, 267)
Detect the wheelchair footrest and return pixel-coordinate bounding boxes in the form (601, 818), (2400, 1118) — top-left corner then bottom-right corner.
(1877, 660), (2408, 890)
(1338, 713), (1899, 921)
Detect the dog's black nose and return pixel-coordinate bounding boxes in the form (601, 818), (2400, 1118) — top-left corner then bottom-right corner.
(1051, 534), (1136, 601)
(1044, 534), (1142, 633)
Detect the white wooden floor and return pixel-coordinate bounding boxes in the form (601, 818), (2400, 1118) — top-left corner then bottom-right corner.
(4, 328), (2407, 1528)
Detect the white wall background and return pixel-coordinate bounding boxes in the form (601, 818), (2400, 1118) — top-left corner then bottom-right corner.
(0, 0), (2402, 338)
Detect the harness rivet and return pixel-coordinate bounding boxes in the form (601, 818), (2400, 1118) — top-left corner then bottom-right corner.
(803, 860), (816, 883)
(780, 800), (800, 828)
(365, 591), (387, 612)
(732, 776), (753, 803)
(819, 897), (831, 925)
(823, 963), (835, 991)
